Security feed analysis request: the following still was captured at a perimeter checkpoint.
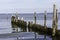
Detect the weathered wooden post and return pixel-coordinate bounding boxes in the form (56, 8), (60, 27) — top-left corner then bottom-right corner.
(34, 12), (36, 24)
(44, 11), (47, 39)
(56, 9), (58, 31)
(15, 12), (18, 32)
(34, 12), (37, 40)
(15, 12), (19, 40)
(52, 4), (56, 36)
(11, 16), (16, 32)
(15, 12), (18, 19)
(28, 22), (30, 32)
(44, 11), (47, 29)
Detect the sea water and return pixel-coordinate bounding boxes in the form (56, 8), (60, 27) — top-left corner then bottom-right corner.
(0, 13), (60, 40)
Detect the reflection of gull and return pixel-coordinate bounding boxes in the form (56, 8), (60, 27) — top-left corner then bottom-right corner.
(21, 17), (24, 20)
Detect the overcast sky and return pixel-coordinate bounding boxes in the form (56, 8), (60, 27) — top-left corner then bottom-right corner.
(0, 0), (60, 13)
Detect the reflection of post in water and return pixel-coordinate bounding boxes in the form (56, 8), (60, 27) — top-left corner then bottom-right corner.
(44, 11), (47, 40)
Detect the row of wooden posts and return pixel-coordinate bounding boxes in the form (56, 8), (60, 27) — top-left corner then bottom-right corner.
(33, 4), (58, 36)
(11, 4), (59, 37)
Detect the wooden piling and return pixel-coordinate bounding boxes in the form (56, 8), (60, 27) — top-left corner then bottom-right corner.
(56, 9), (58, 31)
(28, 21), (32, 32)
(52, 4), (57, 36)
(15, 12), (18, 19)
(34, 12), (36, 24)
(34, 12), (37, 40)
(44, 11), (47, 39)
(44, 11), (47, 29)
